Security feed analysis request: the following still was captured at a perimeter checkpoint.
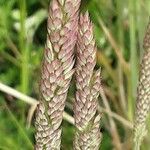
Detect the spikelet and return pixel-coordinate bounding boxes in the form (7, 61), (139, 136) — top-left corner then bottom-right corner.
(73, 12), (102, 150)
(134, 20), (150, 149)
(35, 0), (80, 149)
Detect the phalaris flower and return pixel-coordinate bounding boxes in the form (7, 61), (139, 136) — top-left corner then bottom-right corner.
(35, 0), (80, 149)
(73, 12), (102, 150)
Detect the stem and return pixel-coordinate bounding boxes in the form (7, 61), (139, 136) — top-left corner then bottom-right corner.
(128, 0), (138, 120)
(127, 74), (133, 121)
(116, 0), (126, 113)
(0, 82), (37, 105)
(136, 0), (145, 58)
(18, 0), (29, 94)
(100, 87), (122, 150)
(18, 0), (29, 122)
(97, 16), (130, 74)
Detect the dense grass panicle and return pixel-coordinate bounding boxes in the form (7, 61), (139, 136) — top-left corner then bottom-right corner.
(73, 12), (102, 149)
(35, 0), (80, 149)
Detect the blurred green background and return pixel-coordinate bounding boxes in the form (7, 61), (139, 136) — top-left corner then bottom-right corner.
(0, 0), (150, 149)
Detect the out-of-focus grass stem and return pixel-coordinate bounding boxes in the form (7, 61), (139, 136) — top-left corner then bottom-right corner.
(116, 0), (126, 113)
(18, 0), (29, 122)
(100, 86), (122, 150)
(18, 0), (29, 94)
(97, 16), (130, 74)
(128, 0), (138, 121)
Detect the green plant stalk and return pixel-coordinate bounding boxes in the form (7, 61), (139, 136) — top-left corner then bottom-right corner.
(18, 0), (29, 123)
(97, 15), (130, 74)
(93, 4), (130, 75)
(18, 0), (29, 94)
(128, 0), (138, 121)
(116, 0), (126, 113)
(136, 0), (145, 58)
(127, 74), (132, 121)
(116, 0), (125, 50)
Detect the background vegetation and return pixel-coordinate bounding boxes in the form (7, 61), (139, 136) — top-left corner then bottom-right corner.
(0, 0), (150, 149)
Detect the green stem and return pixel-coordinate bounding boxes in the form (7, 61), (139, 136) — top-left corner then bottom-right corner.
(136, 0), (144, 58)
(18, 0), (29, 94)
(18, 0), (29, 123)
(128, 0), (138, 120)
(116, 0), (126, 113)
(127, 74), (132, 121)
